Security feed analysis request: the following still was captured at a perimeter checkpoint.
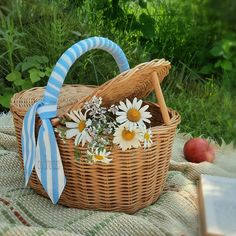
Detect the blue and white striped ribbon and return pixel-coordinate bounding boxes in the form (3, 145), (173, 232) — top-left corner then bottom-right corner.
(21, 37), (130, 204)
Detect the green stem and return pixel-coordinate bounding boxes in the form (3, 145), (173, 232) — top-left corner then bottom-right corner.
(7, 43), (14, 72)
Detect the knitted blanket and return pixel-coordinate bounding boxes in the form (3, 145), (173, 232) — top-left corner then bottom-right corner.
(0, 112), (235, 236)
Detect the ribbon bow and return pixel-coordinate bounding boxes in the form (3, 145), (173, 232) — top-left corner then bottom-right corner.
(22, 101), (66, 204)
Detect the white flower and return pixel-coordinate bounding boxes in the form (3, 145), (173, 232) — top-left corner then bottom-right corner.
(65, 110), (92, 146)
(87, 148), (112, 164)
(116, 97), (152, 131)
(108, 104), (118, 115)
(92, 96), (102, 107)
(83, 96), (106, 119)
(84, 96), (102, 110)
(113, 124), (141, 151)
(141, 128), (153, 149)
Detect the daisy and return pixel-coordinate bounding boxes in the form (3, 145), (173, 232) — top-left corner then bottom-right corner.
(87, 148), (112, 164)
(113, 124), (141, 151)
(65, 110), (92, 146)
(116, 97), (152, 131)
(141, 128), (153, 149)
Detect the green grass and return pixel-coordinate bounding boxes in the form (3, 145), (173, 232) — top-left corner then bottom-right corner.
(163, 78), (236, 145)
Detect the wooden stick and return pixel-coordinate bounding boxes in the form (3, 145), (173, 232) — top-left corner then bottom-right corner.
(151, 72), (171, 125)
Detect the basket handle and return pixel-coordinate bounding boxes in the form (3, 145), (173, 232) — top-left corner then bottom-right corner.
(21, 37), (129, 205)
(43, 36), (130, 109)
(151, 72), (171, 125)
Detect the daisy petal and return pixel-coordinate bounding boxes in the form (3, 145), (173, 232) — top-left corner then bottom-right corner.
(116, 116), (127, 124)
(126, 98), (132, 108)
(67, 112), (80, 123)
(138, 120), (145, 126)
(116, 111), (126, 116)
(65, 122), (78, 129)
(127, 122), (132, 131)
(74, 133), (81, 145)
(133, 97), (137, 108)
(86, 119), (92, 126)
(142, 111), (152, 119)
(85, 132), (92, 142)
(77, 134), (83, 146)
(143, 118), (151, 123)
(103, 158), (112, 164)
(113, 137), (119, 144)
(66, 129), (79, 139)
(132, 141), (141, 148)
(119, 101), (128, 111)
(77, 110), (85, 120)
(136, 99), (142, 110)
(139, 105), (149, 113)
(128, 122), (136, 131)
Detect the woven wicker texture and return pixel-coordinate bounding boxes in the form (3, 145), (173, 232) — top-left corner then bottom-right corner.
(10, 59), (180, 213)
(11, 85), (97, 117)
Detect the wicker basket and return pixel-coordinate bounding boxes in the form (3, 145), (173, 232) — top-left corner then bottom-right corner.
(11, 37), (180, 213)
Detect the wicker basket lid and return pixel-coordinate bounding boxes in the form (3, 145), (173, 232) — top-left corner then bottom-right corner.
(69, 59), (171, 110)
(11, 85), (97, 117)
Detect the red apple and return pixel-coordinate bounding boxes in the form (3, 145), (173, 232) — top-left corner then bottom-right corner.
(183, 138), (215, 163)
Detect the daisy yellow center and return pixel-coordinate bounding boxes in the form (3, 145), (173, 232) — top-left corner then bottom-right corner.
(122, 129), (135, 141)
(78, 120), (86, 132)
(95, 155), (104, 160)
(144, 133), (150, 141)
(127, 108), (141, 122)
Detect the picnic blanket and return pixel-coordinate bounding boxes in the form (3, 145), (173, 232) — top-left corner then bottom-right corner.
(0, 112), (235, 236)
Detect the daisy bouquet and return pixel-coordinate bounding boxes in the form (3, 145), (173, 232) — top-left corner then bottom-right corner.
(56, 96), (153, 164)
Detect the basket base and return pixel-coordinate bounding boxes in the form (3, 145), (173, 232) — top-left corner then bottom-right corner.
(29, 175), (164, 214)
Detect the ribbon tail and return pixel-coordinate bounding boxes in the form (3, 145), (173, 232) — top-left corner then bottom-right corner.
(35, 119), (66, 204)
(21, 101), (42, 186)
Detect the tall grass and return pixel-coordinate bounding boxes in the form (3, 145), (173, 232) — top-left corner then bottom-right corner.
(156, 63), (236, 145)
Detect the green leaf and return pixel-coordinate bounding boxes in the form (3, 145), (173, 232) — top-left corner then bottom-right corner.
(214, 60), (222, 68)
(15, 62), (22, 71)
(221, 60), (233, 71)
(44, 67), (52, 77)
(214, 60), (233, 71)
(32, 55), (49, 64)
(210, 45), (223, 57)
(22, 61), (41, 72)
(222, 39), (236, 55)
(0, 93), (13, 108)
(29, 68), (45, 83)
(21, 56), (49, 72)
(139, 13), (156, 39)
(14, 78), (26, 86)
(199, 64), (214, 74)
(6, 71), (21, 82)
(21, 80), (33, 90)
(74, 146), (80, 161)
